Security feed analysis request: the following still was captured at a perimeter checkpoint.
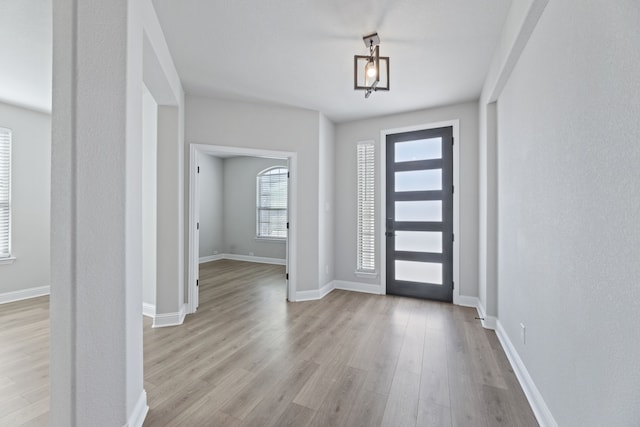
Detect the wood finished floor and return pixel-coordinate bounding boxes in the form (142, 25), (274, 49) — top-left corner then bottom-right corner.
(0, 259), (538, 426)
(0, 295), (49, 426)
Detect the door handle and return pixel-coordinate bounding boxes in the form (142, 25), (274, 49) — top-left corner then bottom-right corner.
(385, 231), (395, 237)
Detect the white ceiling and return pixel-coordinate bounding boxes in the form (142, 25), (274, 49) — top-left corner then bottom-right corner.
(152, 0), (512, 122)
(0, 1), (512, 121)
(0, 0), (51, 113)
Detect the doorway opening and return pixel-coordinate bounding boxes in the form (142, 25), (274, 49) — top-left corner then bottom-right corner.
(188, 144), (298, 314)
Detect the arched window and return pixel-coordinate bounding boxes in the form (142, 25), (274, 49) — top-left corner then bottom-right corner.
(256, 166), (288, 239)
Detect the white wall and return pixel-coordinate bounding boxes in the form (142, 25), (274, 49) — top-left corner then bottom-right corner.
(478, 0), (548, 323)
(0, 101), (50, 298)
(186, 95), (320, 292)
(222, 156), (287, 259)
(142, 86), (157, 308)
(477, 100), (497, 320)
(334, 101), (479, 298)
(157, 106), (183, 314)
(318, 114), (335, 288)
(495, 1), (640, 425)
(142, 0), (186, 319)
(198, 154), (224, 258)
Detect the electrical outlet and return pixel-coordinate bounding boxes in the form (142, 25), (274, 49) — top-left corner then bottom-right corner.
(213, 251), (218, 255)
(520, 323), (526, 344)
(249, 252), (254, 256)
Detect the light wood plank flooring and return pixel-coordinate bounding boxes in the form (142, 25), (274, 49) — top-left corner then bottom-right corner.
(0, 259), (538, 426)
(0, 295), (50, 426)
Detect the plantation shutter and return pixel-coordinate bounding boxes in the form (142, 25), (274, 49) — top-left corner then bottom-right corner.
(0, 127), (11, 258)
(257, 167), (288, 238)
(357, 142), (375, 272)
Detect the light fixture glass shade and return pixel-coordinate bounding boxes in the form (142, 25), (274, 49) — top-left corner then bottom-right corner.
(366, 60), (377, 78)
(354, 33), (389, 97)
(365, 60), (377, 86)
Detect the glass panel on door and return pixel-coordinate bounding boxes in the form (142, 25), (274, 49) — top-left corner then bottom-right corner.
(395, 260), (443, 285)
(394, 137), (442, 162)
(395, 231), (442, 253)
(395, 169), (442, 192)
(395, 200), (442, 222)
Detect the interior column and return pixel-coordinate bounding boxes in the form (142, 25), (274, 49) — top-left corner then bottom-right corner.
(50, 0), (146, 425)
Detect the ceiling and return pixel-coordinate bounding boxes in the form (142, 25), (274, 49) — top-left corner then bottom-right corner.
(152, 0), (512, 122)
(0, 1), (512, 122)
(0, 0), (52, 113)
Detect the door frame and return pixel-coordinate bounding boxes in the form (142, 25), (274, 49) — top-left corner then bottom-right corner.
(379, 120), (461, 304)
(187, 143), (298, 314)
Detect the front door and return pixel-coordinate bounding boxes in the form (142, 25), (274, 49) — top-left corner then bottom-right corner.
(386, 126), (453, 302)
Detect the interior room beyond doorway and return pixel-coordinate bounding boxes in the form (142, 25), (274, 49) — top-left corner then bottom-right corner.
(188, 144), (298, 311)
(198, 154), (288, 266)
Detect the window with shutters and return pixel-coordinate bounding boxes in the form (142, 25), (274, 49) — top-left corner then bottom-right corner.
(356, 141), (375, 272)
(256, 166), (288, 239)
(0, 127), (11, 259)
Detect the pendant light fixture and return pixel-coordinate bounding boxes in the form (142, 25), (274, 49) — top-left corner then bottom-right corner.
(354, 32), (390, 98)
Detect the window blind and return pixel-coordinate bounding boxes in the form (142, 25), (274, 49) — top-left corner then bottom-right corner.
(0, 127), (11, 258)
(257, 167), (288, 239)
(357, 142), (375, 272)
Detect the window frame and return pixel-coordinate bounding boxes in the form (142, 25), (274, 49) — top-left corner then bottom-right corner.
(356, 141), (376, 274)
(256, 166), (288, 240)
(0, 126), (12, 261)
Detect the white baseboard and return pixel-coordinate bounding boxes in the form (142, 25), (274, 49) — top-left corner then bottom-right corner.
(142, 303), (155, 318)
(294, 290), (317, 302)
(200, 253), (286, 266)
(199, 254), (223, 263)
(0, 285), (50, 305)
(475, 300), (497, 330)
(294, 279), (385, 302)
(454, 294), (478, 308)
(496, 321), (557, 427)
(319, 281), (334, 299)
(152, 304), (187, 328)
(333, 280), (384, 295)
(223, 253), (286, 265)
(295, 281), (335, 302)
(453, 295), (497, 330)
(123, 389), (148, 427)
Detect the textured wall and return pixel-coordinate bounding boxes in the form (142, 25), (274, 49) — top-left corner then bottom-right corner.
(497, 1), (640, 424)
(0, 102), (50, 296)
(142, 86), (157, 307)
(51, 1), (142, 424)
(318, 114), (335, 288)
(198, 154), (224, 258)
